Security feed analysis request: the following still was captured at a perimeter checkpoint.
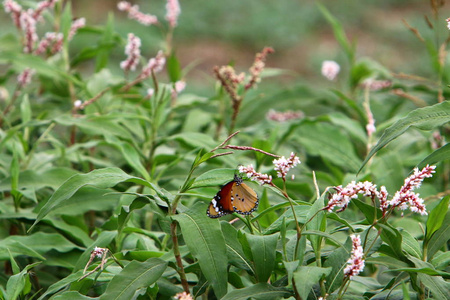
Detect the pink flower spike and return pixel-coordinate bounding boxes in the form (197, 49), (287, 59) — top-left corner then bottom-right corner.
(140, 50), (166, 79)
(344, 234), (365, 279)
(238, 164), (272, 185)
(117, 1), (158, 26)
(3, 0), (22, 29)
(446, 18), (450, 30)
(266, 109), (304, 122)
(324, 181), (380, 213)
(321, 60), (340, 81)
(120, 33), (141, 72)
(68, 18), (86, 40)
(17, 68), (35, 87)
(273, 152), (300, 180)
(165, 0), (181, 28)
(245, 47), (274, 90)
(387, 165), (436, 215)
(35, 32), (63, 55)
(33, 0), (58, 21)
(20, 9), (38, 53)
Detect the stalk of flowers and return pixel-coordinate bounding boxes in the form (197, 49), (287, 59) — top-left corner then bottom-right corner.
(17, 68), (35, 87)
(360, 78), (392, 91)
(117, 1), (158, 26)
(32, 0), (58, 22)
(68, 18), (86, 41)
(321, 60), (340, 81)
(139, 50), (166, 79)
(35, 32), (63, 55)
(120, 33), (142, 73)
(20, 9), (38, 53)
(387, 165), (436, 215)
(166, 0), (181, 28)
(273, 152), (301, 181)
(324, 181), (382, 213)
(3, 0), (22, 29)
(213, 65), (244, 103)
(238, 164), (273, 186)
(244, 47), (274, 90)
(344, 234), (365, 278)
(266, 109), (304, 122)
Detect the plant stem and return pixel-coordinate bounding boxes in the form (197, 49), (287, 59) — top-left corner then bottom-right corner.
(170, 222), (190, 293)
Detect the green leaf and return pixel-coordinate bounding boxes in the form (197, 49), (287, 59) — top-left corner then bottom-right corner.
(169, 132), (217, 150)
(167, 52), (182, 82)
(52, 291), (97, 299)
(306, 193), (326, 254)
(293, 266), (332, 300)
(426, 196), (450, 240)
(295, 122), (362, 172)
(221, 223), (254, 273)
(190, 168), (236, 189)
(378, 223), (405, 260)
(37, 270), (87, 300)
(401, 230), (422, 259)
(417, 143), (450, 169)
(5, 262), (40, 300)
(408, 256), (450, 299)
(245, 232), (279, 282)
(100, 258), (167, 300)
(427, 211), (450, 260)
(30, 168), (136, 230)
(352, 199), (382, 224)
(316, 3), (353, 61)
(360, 101), (450, 171)
(0, 232), (80, 260)
(95, 13), (115, 71)
(20, 94), (31, 124)
(221, 283), (291, 300)
(324, 245), (348, 293)
(173, 203), (228, 298)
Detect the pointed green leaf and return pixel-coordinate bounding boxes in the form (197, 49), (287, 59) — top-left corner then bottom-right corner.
(293, 266), (332, 300)
(5, 262), (40, 300)
(417, 143), (450, 169)
(245, 232), (279, 282)
(221, 222), (254, 273)
(427, 211), (450, 260)
(100, 258), (167, 299)
(173, 203), (228, 298)
(426, 196), (450, 240)
(190, 168), (236, 189)
(221, 283), (291, 300)
(361, 101), (450, 171)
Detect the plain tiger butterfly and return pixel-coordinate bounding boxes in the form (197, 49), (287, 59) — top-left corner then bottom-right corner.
(207, 174), (259, 218)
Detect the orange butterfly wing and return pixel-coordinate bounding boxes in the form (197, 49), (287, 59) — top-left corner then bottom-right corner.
(207, 177), (259, 218)
(231, 182), (259, 215)
(207, 180), (236, 218)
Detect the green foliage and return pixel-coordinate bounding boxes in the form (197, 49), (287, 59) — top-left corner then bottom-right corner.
(0, 1), (448, 299)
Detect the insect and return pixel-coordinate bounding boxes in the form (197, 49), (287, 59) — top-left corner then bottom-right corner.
(207, 174), (259, 218)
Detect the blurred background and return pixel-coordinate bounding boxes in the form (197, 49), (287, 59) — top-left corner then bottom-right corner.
(69, 0), (446, 89)
(1, 0), (449, 96)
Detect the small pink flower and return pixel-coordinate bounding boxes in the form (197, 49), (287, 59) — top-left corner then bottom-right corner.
(92, 246), (106, 258)
(165, 0), (181, 28)
(140, 50), (166, 78)
(273, 152), (300, 180)
(17, 68), (35, 87)
(117, 1), (158, 26)
(74, 99), (83, 109)
(446, 17), (450, 30)
(239, 164), (272, 185)
(266, 109), (304, 122)
(321, 60), (340, 81)
(174, 80), (186, 93)
(120, 33), (141, 72)
(174, 291), (193, 300)
(68, 18), (86, 40)
(245, 47), (274, 90)
(344, 235), (365, 278)
(147, 88), (155, 98)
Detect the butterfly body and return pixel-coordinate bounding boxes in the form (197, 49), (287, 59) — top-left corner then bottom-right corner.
(207, 175), (259, 218)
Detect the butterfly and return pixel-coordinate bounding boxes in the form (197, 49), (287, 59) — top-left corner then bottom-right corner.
(207, 174), (259, 218)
